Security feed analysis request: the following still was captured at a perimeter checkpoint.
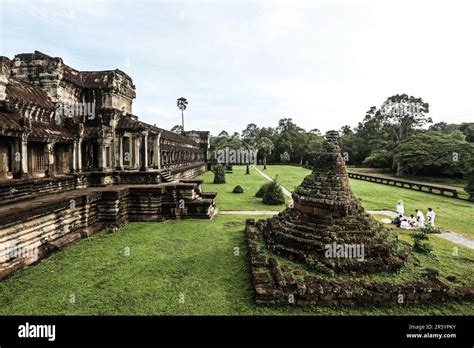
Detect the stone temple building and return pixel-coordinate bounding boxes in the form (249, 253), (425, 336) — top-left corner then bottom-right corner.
(0, 51), (216, 279)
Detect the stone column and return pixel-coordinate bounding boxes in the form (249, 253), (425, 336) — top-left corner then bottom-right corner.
(134, 136), (140, 169)
(140, 131), (148, 171)
(97, 141), (106, 171)
(76, 138), (82, 172)
(116, 133), (124, 170)
(155, 132), (161, 169)
(44, 142), (54, 177)
(0, 142), (9, 178)
(71, 141), (77, 172)
(19, 133), (29, 177)
(11, 138), (21, 178)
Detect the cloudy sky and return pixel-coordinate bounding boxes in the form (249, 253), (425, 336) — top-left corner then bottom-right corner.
(1, 0), (473, 135)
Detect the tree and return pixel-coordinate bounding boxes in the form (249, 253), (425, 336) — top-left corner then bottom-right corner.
(258, 137), (274, 169)
(170, 125), (183, 133)
(380, 94), (431, 175)
(459, 122), (474, 143)
(392, 131), (473, 176)
(280, 151), (290, 163)
(218, 130), (229, 137)
(242, 123), (260, 139)
(362, 149), (392, 169)
(465, 156), (474, 200)
(242, 137), (256, 175)
(177, 97), (188, 131)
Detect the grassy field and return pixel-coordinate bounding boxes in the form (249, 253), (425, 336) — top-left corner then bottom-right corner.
(256, 165), (474, 239)
(198, 165), (288, 211)
(0, 215), (472, 316)
(0, 165), (472, 316)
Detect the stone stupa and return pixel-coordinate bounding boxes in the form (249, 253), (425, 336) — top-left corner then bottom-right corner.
(245, 131), (473, 306)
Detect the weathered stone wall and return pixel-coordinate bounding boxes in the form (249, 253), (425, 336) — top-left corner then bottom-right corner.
(245, 219), (474, 307)
(0, 163), (206, 206)
(169, 163), (207, 180)
(0, 192), (102, 279)
(0, 181), (216, 280)
(0, 175), (78, 206)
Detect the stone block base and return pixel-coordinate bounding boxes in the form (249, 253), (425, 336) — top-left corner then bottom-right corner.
(245, 219), (474, 307)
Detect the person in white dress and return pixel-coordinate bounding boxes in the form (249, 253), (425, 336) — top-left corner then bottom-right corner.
(415, 209), (425, 228)
(427, 208), (436, 227)
(396, 200), (404, 217)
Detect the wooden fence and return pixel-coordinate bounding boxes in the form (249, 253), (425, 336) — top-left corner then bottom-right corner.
(347, 172), (473, 202)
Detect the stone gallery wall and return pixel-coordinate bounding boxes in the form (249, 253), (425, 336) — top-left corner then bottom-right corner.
(0, 163), (207, 206)
(0, 180), (216, 280)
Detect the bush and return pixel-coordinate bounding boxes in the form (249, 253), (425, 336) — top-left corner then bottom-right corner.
(232, 185), (244, 193)
(413, 240), (433, 254)
(411, 230), (432, 254)
(255, 185), (266, 198)
(262, 178), (285, 205)
(213, 164), (226, 184)
(419, 224), (442, 234)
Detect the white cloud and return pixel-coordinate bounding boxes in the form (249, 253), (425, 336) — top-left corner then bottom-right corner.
(1, 0), (472, 135)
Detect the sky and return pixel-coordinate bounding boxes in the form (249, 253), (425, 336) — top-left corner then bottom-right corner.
(0, 0), (473, 136)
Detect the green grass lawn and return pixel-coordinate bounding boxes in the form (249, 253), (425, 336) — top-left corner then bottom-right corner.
(0, 215), (472, 316)
(257, 165), (474, 239)
(198, 165), (287, 211)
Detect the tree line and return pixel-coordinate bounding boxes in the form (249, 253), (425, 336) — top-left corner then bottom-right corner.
(173, 93), (474, 190)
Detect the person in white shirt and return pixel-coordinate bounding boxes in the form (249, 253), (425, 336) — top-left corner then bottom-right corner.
(400, 220), (411, 229)
(408, 214), (417, 228)
(415, 209), (425, 228)
(427, 208), (436, 227)
(396, 200), (404, 217)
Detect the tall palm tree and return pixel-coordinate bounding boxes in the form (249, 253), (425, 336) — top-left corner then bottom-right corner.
(258, 137), (274, 170)
(177, 97), (188, 132)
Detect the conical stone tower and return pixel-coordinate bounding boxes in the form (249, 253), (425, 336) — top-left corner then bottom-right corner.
(252, 130), (409, 275)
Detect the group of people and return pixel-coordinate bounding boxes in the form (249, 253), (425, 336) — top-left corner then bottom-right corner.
(392, 200), (436, 230)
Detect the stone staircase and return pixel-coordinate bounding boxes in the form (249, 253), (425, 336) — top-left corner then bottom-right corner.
(159, 169), (174, 183)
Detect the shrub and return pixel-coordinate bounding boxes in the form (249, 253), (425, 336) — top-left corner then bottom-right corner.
(232, 185), (244, 193)
(413, 240), (433, 254)
(411, 230), (432, 254)
(419, 224), (442, 234)
(213, 164), (226, 184)
(255, 185), (266, 198)
(262, 178), (285, 205)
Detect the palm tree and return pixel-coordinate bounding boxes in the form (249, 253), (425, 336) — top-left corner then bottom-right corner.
(258, 137), (274, 170)
(177, 97), (188, 132)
